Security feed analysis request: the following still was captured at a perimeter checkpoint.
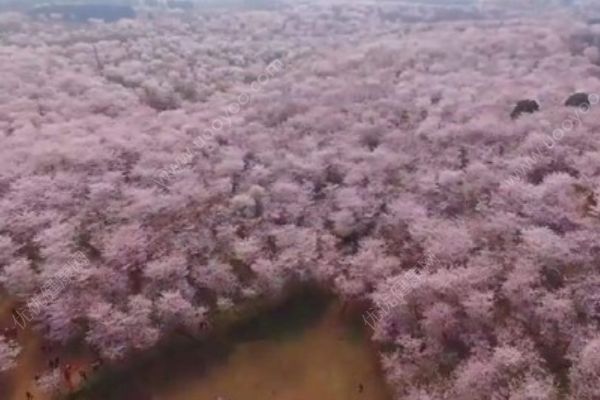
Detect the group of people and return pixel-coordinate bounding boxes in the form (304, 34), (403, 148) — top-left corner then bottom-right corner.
(26, 343), (100, 399)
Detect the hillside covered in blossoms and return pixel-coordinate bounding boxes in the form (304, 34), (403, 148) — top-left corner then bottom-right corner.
(2, 1), (600, 399)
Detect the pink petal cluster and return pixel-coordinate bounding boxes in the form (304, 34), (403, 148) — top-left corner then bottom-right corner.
(0, 335), (20, 372)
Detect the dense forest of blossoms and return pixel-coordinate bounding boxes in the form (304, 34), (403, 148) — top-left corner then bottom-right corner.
(1, 1), (600, 399)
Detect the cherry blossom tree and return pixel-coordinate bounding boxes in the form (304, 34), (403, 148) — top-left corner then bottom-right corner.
(0, 335), (20, 372)
(0, 2), (600, 397)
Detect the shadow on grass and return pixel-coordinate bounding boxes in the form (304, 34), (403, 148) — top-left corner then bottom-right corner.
(64, 285), (332, 400)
